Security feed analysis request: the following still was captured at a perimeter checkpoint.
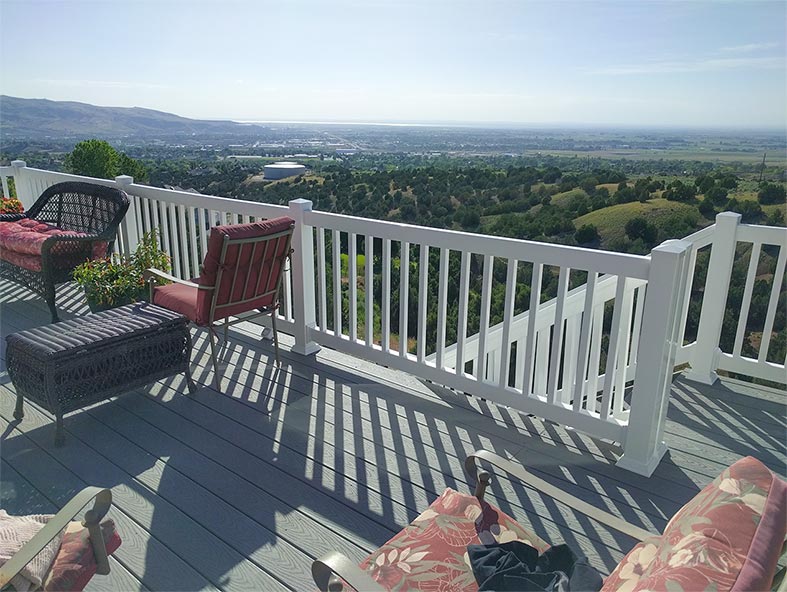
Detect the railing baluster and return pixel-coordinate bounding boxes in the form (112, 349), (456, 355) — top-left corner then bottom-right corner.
(628, 284), (646, 370)
(455, 251), (471, 376)
(562, 314), (580, 405)
(612, 282), (636, 418)
(332, 229), (342, 337)
(547, 267), (570, 403)
(197, 207), (208, 263)
(1, 175), (9, 198)
(522, 263), (543, 395)
(187, 206), (200, 278)
(177, 204), (190, 277)
(317, 227), (327, 332)
(757, 245), (786, 363)
(733, 242), (762, 357)
(417, 245), (429, 363)
(365, 235), (374, 346)
(586, 303), (605, 413)
(534, 330), (549, 397)
(573, 271), (598, 411)
(600, 277), (628, 421)
(168, 203), (181, 278)
(477, 255), (494, 382)
(399, 242), (410, 357)
(282, 264), (293, 322)
(382, 239), (392, 352)
(677, 245), (698, 346)
(498, 259), (518, 389)
(348, 233), (358, 342)
(157, 200), (171, 262)
(141, 197), (151, 237)
(435, 247), (449, 369)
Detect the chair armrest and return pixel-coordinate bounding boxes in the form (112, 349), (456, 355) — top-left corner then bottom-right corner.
(144, 268), (202, 289)
(0, 487), (113, 588)
(465, 449), (654, 542)
(312, 552), (385, 592)
(0, 213), (27, 222)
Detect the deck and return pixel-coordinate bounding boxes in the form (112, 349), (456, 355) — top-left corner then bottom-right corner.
(1, 282), (785, 592)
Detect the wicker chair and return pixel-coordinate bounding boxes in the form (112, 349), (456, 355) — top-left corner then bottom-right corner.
(0, 182), (129, 322)
(145, 217), (295, 389)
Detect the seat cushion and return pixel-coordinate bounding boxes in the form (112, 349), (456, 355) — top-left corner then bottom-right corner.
(43, 519), (121, 592)
(0, 218), (107, 260)
(601, 456), (786, 592)
(360, 488), (549, 592)
(0, 249), (43, 272)
(152, 281), (200, 324)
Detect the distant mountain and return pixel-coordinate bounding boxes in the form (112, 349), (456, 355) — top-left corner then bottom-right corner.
(0, 96), (251, 139)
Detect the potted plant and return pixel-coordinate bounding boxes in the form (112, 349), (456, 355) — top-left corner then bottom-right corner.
(0, 196), (24, 214)
(73, 230), (170, 312)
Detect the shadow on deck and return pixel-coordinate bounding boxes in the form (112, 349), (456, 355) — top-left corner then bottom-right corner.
(1, 283), (784, 591)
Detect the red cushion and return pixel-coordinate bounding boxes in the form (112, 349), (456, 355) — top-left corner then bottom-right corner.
(43, 519), (122, 592)
(0, 249), (43, 271)
(360, 488), (549, 592)
(152, 280), (200, 324)
(0, 218), (107, 260)
(195, 217), (294, 324)
(601, 456), (786, 592)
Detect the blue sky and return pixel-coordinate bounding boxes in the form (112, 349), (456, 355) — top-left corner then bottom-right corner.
(1, 0), (785, 128)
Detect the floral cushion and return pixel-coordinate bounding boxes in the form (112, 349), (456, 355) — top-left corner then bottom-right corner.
(360, 487), (549, 592)
(602, 456), (786, 592)
(42, 519), (121, 592)
(0, 249), (44, 272)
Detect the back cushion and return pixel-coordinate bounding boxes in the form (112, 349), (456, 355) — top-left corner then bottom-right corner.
(196, 217), (294, 324)
(602, 456), (786, 592)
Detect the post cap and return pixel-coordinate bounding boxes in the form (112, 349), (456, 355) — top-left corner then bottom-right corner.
(114, 175), (133, 185)
(10, 160), (26, 168)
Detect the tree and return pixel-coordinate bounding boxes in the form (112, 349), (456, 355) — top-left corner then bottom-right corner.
(706, 186), (728, 206)
(574, 224), (599, 244)
(65, 139), (148, 182)
(694, 175), (715, 194)
(758, 182), (786, 205)
(625, 217), (658, 245)
(65, 139), (119, 178)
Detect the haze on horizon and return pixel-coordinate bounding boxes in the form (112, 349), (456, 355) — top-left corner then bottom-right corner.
(1, 0), (785, 130)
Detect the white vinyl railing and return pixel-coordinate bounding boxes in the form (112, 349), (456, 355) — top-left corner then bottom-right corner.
(3, 162), (785, 476)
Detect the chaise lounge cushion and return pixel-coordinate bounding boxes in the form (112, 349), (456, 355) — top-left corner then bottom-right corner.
(601, 456), (786, 592)
(359, 487), (549, 592)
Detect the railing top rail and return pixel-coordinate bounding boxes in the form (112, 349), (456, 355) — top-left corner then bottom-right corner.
(737, 223), (787, 246)
(681, 224), (715, 249)
(306, 209), (652, 279)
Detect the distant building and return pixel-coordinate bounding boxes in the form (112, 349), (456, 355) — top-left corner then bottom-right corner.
(336, 148), (357, 155)
(263, 161), (306, 180)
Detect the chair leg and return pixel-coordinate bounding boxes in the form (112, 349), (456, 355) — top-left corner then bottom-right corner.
(224, 318), (229, 343)
(54, 412), (65, 447)
(13, 393), (24, 421)
(271, 312), (280, 366)
(45, 286), (59, 323)
(209, 328), (222, 390)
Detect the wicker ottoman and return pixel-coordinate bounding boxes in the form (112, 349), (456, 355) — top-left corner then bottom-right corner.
(6, 302), (196, 446)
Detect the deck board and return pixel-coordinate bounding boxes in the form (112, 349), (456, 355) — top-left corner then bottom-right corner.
(1, 284), (785, 589)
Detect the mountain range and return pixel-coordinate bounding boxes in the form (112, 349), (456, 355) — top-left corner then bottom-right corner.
(0, 96), (251, 138)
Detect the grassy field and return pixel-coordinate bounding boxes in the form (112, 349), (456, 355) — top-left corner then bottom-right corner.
(523, 149), (787, 166)
(574, 198), (704, 245)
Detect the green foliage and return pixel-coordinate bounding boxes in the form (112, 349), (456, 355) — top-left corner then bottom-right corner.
(574, 224), (599, 244)
(705, 186), (728, 206)
(663, 180), (696, 202)
(72, 230), (170, 310)
(65, 139), (148, 182)
(758, 182), (786, 205)
(624, 217), (658, 245)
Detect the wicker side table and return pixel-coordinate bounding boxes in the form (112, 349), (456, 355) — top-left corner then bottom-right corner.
(6, 302), (196, 446)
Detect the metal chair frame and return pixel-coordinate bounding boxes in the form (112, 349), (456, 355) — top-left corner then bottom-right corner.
(146, 225), (294, 389)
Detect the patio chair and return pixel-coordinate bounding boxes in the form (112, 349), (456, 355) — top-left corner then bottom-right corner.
(0, 182), (129, 322)
(145, 216), (295, 389)
(312, 449), (787, 592)
(0, 487), (121, 592)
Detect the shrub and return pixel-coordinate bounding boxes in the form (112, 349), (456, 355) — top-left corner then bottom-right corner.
(574, 224), (600, 244)
(758, 182), (786, 205)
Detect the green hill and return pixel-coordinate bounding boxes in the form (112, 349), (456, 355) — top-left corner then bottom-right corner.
(574, 198), (703, 246)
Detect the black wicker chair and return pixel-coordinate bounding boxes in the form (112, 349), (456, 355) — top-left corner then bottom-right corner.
(0, 182), (129, 322)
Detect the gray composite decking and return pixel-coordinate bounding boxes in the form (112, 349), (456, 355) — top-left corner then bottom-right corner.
(0, 282), (784, 592)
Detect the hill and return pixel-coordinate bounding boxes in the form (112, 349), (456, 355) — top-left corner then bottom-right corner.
(574, 198), (704, 246)
(0, 96), (251, 139)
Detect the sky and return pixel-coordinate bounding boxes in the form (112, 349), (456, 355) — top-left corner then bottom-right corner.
(1, 0), (785, 129)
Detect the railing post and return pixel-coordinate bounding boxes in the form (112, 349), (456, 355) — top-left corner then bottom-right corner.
(288, 198), (321, 356)
(10, 160), (34, 210)
(114, 175), (139, 255)
(684, 212), (741, 385)
(617, 239), (691, 477)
